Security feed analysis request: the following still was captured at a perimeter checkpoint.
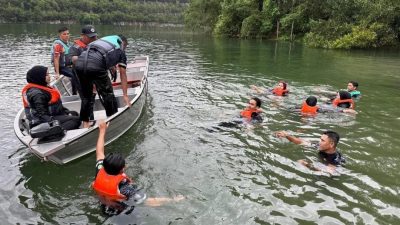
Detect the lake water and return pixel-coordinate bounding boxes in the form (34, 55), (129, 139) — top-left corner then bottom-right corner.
(0, 24), (399, 224)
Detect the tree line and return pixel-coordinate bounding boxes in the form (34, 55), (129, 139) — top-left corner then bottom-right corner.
(0, 0), (188, 25)
(184, 0), (400, 49)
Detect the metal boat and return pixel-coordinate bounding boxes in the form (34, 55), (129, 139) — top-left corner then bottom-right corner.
(14, 56), (149, 164)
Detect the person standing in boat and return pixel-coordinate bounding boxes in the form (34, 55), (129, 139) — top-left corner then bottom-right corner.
(22, 66), (80, 130)
(93, 121), (184, 214)
(68, 25), (98, 119)
(74, 35), (130, 128)
(51, 27), (78, 95)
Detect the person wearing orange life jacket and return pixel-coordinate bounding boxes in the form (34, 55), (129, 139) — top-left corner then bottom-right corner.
(250, 81), (289, 96)
(301, 96), (319, 115)
(332, 91), (355, 109)
(22, 66), (80, 130)
(298, 95), (357, 115)
(93, 121), (184, 214)
(240, 97), (263, 122)
(271, 81), (289, 96)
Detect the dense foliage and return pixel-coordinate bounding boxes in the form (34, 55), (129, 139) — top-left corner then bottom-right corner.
(0, 0), (188, 25)
(184, 0), (400, 48)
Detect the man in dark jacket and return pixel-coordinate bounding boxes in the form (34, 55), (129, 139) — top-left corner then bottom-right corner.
(22, 65), (80, 130)
(74, 35), (130, 128)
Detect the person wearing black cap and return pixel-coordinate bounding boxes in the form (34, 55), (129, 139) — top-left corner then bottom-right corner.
(68, 25), (98, 98)
(74, 34), (130, 128)
(21, 66), (81, 130)
(69, 25), (98, 65)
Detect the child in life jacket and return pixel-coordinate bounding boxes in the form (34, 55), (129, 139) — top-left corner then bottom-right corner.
(250, 81), (289, 96)
(240, 97), (263, 122)
(92, 121), (184, 213)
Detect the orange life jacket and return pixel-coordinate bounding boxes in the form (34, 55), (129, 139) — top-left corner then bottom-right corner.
(272, 87), (288, 96)
(332, 98), (355, 109)
(74, 39), (87, 49)
(92, 168), (132, 201)
(301, 102), (319, 114)
(22, 83), (61, 108)
(240, 108), (259, 119)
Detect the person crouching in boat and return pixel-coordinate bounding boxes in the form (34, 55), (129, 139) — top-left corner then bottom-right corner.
(240, 97), (263, 122)
(250, 81), (289, 96)
(93, 121), (184, 214)
(22, 66), (80, 130)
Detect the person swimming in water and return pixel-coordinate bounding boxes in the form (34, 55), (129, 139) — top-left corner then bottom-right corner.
(250, 81), (289, 96)
(299, 95), (357, 115)
(240, 97), (263, 122)
(215, 97), (263, 130)
(347, 81), (361, 98)
(316, 81), (361, 100)
(93, 121), (184, 215)
(275, 130), (345, 175)
(331, 91), (355, 109)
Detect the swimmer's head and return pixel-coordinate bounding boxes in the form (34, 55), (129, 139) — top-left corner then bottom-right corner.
(278, 81), (287, 90)
(323, 130), (340, 148)
(320, 130), (340, 150)
(103, 153), (125, 175)
(347, 81), (359, 91)
(249, 97), (262, 108)
(305, 96), (318, 107)
(338, 90), (351, 100)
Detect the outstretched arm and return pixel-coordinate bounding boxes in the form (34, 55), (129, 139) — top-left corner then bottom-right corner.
(250, 85), (266, 94)
(119, 66), (131, 107)
(144, 195), (185, 207)
(275, 131), (305, 145)
(96, 121), (108, 161)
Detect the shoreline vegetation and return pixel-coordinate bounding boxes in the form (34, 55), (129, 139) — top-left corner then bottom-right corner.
(0, 0), (188, 26)
(184, 0), (400, 49)
(1, 0), (399, 49)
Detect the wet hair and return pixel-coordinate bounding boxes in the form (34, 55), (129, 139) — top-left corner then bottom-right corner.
(349, 81), (358, 89)
(337, 90), (352, 108)
(280, 81), (287, 90)
(305, 96), (317, 107)
(103, 153), (125, 175)
(58, 27), (69, 33)
(322, 131), (340, 148)
(251, 97), (262, 107)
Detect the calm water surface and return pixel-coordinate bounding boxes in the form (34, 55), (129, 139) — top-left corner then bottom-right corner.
(0, 24), (399, 224)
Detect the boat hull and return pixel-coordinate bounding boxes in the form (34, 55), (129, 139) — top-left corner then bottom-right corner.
(14, 56), (149, 164)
